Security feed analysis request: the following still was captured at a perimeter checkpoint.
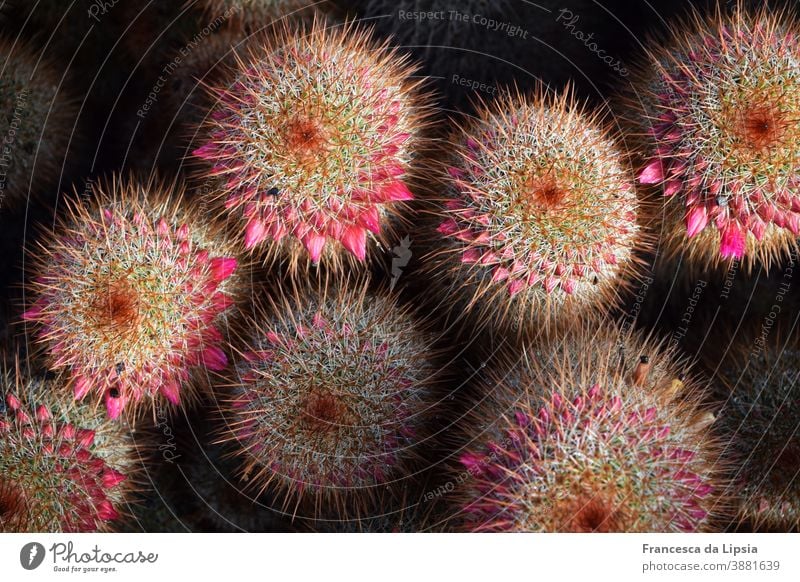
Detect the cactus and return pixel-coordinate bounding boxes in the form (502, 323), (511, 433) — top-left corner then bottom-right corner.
(22, 175), (243, 420)
(452, 324), (722, 532)
(0, 35), (79, 209)
(0, 370), (138, 532)
(626, 5), (800, 272)
(192, 21), (431, 270)
(424, 87), (644, 337)
(701, 324), (800, 531)
(218, 279), (439, 517)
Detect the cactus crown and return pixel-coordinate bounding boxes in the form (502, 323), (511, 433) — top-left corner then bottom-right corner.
(193, 21), (429, 266)
(0, 371), (136, 532)
(456, 326), (722, 532)
(23, 175), (241, 420)
(221, 281), (437, 510)
(635, 6), (800, 265)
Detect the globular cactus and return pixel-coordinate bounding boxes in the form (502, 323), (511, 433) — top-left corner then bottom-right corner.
(22, 176), (244, 420)
(192, 21), (431, 271)
(0, 370), (138, 532)
(218, 279), (440, 518)
(625, 5), (800, 273)
(451, 324), (722, 532)
(0, 35), (79, 208)
(424, 88), (645, 338)
(701, 324), (800, 531)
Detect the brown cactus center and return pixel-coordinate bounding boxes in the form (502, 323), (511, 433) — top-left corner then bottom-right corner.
(733, 103), (786, 154)
(549, 493), (627, 532)
(518, 175), (567, 221)
(92, 278), (141, 333)
(283, 116), (329, 159)
(302, 390), (344, 433)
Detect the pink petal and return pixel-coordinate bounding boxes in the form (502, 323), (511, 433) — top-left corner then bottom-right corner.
(303, 232), (327, 263)
(97, 500), (120, 521)
(192, 143), (217, 160)
(244, 219), (267, 249)
(209, 257), (237, 282)
(5, 394), (20, 410)
(507, 279), (525, 296)
(21, 303), (43, 321)
(461, 248), (480, 263)
(77, 429), (95, 448)
(685, 205), (708, 238)
(360, 207), (382, 234)
(160, 381), (181, 405)
(639, 159), (664, 184)
(719, 223), (746, 259)
(437, 219), (459, 236)
(664, 180), (682, 196)
(381, 181), (413, 202)
(201, 346), (228, 371)
(788, 213), (800, 235)
(491, 267), (510, 282)
(341, 227), (367, 261)
(73, 376), (92, 400)
(105, 390), (126, 420)
(101, 469), (126, 489)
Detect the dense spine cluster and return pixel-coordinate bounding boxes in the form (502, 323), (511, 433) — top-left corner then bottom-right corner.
(22, 176), (242, 420)
(453, 326), (722, 532)
(0, 372), (137, 532)
(427, 88), (642, 334)
(220, 281), (438, 515)
(193, 22), (430, 269)
(703, 326), (800, 531)
(629, 7), (800, 270)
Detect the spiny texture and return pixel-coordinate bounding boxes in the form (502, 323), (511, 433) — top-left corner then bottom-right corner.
(428, 89), (642, 334)
(220, 282), (438, 515)
(193, 23), (429, 268)
(631, 7), (800, 270)
(704, 326), (800, 531)
(23, 176), (242, 420)
(0, 372), (137, 532)
(454, 326), (721, 532)
(0, 35), (78, 207)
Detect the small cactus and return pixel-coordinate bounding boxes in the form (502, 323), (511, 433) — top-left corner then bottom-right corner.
(22, 176), (243, 420)
(218, 279), (439, 517)
(701, 324), (800, 531)
(425, 87), (644, 336)
(0, 35), (79, 209)
(192, 21), (431, 270)
(452, 324), (722, 532)
(626, 5), (800, 271)
(0, 370), (138, 532)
